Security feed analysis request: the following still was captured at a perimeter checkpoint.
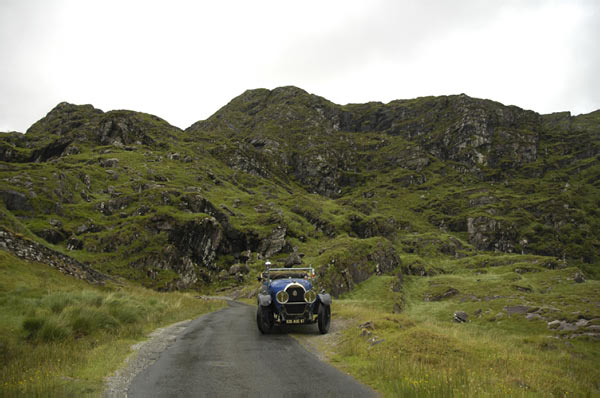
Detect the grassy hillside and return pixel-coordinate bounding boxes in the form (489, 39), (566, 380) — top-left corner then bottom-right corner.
(296, 255), (599, 396)
(0, 250), (224, 396)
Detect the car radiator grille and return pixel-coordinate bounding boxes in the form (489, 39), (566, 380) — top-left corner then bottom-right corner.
(286, 286), (305, 302)
(284, 303), (306, 314)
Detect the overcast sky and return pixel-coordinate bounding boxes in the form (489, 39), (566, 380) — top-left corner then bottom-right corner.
(1, 0), (599, 132)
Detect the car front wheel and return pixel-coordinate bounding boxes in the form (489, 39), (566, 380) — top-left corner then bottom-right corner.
(318, 304), (331, 334)
(256, 306), (273, 334)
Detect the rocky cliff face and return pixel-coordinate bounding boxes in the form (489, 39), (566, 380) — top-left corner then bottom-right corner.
(1, 87), (598, 291)
(189, 88), (559, 197)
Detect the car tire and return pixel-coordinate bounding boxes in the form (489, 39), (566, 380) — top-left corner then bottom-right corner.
(256, 306), (273, 334)
(318, 304), (331, 334)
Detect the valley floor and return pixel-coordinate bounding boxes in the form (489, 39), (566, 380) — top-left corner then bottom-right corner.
(2, 247), (599, 397)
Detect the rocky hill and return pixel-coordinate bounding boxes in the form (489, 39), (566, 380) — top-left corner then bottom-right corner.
(0, 86), (598, 293)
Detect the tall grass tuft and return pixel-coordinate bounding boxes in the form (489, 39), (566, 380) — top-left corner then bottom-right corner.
(66, 306), (120, 337)
(42, 293), (75, 314)
(37, 318), (70, 343)
(20, 291), (150, 342)
(22, 317), (46, 340)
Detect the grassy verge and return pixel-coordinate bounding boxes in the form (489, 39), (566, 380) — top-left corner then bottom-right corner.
(0, 251), (225, 396)
(325, 263), (600, 397)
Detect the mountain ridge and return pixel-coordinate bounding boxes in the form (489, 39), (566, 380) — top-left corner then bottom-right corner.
(0, 86), (598, 293)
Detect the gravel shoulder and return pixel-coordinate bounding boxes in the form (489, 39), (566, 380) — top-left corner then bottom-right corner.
(103, 318), (192, 398)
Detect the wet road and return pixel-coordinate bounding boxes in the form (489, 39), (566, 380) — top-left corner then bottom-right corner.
(128, 301), (377, 398)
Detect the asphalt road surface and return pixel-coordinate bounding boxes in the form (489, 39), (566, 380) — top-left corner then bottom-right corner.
(128, 301), (377, 398)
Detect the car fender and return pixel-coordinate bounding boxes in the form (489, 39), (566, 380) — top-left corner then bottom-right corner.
(257, 293), (272, 307)
(317, 293), (332, 306)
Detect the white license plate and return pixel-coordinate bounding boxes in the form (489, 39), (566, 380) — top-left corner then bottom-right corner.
(285, 319), (304, 324)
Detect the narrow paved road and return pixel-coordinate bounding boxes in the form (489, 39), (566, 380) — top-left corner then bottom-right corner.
(128, 301), (377, 398)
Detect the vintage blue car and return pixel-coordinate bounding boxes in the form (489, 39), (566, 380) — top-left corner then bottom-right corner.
(256, 267), (332, 334)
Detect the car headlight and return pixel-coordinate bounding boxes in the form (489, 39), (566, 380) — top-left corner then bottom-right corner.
(276, 290), (289, 304)
(304, 290), (316, 303)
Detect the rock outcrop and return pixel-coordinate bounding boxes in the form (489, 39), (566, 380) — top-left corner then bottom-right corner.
(0, 189), (33, 212)
(258, 226), (289, 258)
(467, 216), (518, 252)
(169, 218), (224, 270)
(97, 113), (157, 146)
(320, 241), (401, 297)
(0, 228), (107, 284)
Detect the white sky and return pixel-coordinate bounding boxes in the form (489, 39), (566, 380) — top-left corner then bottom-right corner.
(1, 0), (599, 132)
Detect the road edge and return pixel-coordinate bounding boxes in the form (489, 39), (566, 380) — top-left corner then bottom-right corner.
(103, 318), (192, 398)
(103, 296), (232, 398)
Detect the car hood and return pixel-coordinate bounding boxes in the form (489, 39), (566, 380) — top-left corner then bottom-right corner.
(269, 278), (313, 293)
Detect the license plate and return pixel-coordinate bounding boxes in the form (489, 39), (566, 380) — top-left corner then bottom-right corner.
(286, 319), (304, 324)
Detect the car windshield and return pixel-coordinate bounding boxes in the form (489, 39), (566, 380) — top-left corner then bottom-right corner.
(269, 271), (308, 280)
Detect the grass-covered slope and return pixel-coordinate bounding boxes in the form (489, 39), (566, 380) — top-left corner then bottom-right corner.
(0, 250), (224, 396)
(298, 255), (599, 396)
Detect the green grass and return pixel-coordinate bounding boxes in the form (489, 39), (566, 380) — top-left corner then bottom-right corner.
(328, 258), (600, 397)
(0, 251), (225, 396)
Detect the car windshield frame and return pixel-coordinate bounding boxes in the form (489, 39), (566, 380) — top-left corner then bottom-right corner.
(264, 267), (314, 281)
